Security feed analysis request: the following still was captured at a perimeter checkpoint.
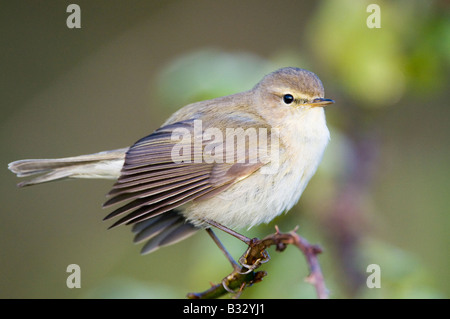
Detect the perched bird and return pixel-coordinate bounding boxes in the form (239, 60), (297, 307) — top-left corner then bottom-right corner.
(8, 67), (334, 255)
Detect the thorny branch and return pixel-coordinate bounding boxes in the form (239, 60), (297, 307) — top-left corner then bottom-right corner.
(187, 226), (328, 299)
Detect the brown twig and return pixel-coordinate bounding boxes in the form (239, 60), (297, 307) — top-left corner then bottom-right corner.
(187, 226), (328, 299)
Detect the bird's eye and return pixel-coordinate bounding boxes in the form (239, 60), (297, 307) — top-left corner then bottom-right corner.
(283, 94), (294, 104)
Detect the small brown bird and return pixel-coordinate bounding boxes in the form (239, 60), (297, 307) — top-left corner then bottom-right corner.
(8, 67), (334, 255)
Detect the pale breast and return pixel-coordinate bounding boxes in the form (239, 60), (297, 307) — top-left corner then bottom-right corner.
(183, 108), (329, 230)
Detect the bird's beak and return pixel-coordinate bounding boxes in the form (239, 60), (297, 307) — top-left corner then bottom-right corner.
(308, 98), (335, 108)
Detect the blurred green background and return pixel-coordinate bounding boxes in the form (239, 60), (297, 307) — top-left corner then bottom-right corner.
(1, 0), (449, 299)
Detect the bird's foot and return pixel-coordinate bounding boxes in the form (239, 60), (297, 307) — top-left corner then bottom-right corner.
(238, 238), (270, 274)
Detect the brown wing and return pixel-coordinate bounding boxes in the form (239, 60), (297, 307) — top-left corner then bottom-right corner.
(103, 119), (265, 228)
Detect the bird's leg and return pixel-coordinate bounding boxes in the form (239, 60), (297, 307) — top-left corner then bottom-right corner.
(203, 219), (270, 274)
(203, 219), (252, 245)
(205, 228), (240, 272)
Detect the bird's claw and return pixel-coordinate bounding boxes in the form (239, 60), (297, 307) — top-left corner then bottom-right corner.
(238, 248), (270, 274)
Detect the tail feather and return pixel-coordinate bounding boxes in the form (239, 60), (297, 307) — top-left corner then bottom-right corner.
(8, 148), (128, 187)
(9, 148), (200, 253)
(131, 210), (199, 255)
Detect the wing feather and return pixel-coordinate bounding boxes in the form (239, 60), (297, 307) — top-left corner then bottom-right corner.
(104, 119), (267, 229)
